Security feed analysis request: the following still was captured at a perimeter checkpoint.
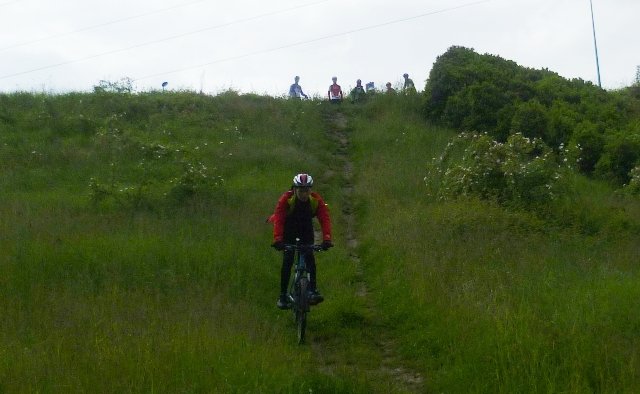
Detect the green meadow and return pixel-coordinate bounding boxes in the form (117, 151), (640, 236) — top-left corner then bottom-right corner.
(1, 88), (639, 393)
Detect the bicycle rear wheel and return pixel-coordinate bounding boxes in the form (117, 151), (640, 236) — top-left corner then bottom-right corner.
(296, 277), (309, 344)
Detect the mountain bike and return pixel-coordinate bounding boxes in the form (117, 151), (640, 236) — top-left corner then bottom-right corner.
(283, 242), (325, 345)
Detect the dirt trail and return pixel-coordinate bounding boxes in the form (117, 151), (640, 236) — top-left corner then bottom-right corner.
(317, 110), (425, 393)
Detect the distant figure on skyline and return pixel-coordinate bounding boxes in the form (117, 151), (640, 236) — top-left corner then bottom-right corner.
(385, 82), (396, 95)
(349, 79), (366, 103)
(289, 76), (308, 99)
(403, 73), (416, 94)
(328, 76), (343, 103)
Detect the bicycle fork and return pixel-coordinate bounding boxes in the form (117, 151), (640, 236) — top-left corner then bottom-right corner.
(290, 270), (310, 311)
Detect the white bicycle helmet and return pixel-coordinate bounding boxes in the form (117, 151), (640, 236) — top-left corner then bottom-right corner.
(293, 173), (314, 187)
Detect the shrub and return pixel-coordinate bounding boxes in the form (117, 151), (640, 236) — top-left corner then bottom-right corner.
(595, 132), (640, 185)
(546, 100), (579, 148)
(168, 160), (224, 202)
(462, 82), (507, 132)
(569, 121), (605, 174)
(426, 132), (563, 207)
(93, 78), (134, 94)
(89, 127), (224, 209)
(624, 166), (640, 195)
(510, 99), (549, 140)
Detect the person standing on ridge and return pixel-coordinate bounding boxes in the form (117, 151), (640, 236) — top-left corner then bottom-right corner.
(268, 173), (333, 309)
(349, 79), (366, 103)
(328, 76), (343, 103)
(385, 82), (396, 94)
(403, 73), (416, 94)
(289, 76), (308, 99)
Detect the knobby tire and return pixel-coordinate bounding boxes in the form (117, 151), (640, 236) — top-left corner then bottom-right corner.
(297, 277), (309, 344)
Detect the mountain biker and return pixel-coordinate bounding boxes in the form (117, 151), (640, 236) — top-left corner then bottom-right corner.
(269, 173), (333, 309)
(403, 73), (416, 94)
(328, 76), (343, 103)
(289, 76), (308, 99)
(349, 79), (366, 103)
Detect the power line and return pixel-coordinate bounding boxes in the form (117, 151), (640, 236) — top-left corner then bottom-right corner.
(0, 0), (330, 80)
(0, 0), (209, 53)
(1, 0), (490, 83)
(135, 0), (492, 82)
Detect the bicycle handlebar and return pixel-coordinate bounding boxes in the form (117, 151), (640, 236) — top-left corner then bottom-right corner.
(283, 244), (324, 252)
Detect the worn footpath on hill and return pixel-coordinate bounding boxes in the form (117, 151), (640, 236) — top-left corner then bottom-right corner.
(310, 107), (425, 393)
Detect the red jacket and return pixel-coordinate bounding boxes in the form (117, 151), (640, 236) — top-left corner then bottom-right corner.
(269, 190), (332, 243)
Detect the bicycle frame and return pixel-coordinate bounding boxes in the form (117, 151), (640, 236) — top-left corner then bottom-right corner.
(283, 241), (323, 344)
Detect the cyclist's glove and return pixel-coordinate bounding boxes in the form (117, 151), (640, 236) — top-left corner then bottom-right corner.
(321, 240), (333, 250)
(271, 241), (285, 251)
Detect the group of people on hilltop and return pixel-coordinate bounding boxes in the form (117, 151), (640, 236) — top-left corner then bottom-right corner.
(288, 74), (417, 102)
(384, 74), (416, 96)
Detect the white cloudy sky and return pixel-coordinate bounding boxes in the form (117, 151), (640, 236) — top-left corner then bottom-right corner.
(1, 0), (638, 96)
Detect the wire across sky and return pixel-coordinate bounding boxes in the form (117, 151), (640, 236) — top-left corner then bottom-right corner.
(2, 0), (635, 92)
(0, 0), (490, 82)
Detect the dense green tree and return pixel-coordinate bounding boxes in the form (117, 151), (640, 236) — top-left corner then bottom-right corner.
(510, 100), (548, 140)
(596, 132), (640, 184)
(423, 46), (480, 121)
(462, 82), (507, 132)
(570, 121), (605, 174)
(547, 100), (579, 148)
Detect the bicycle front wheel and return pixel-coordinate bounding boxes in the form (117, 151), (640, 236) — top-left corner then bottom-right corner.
(296, 277), (309, 344)
(296, 309), (307, 345)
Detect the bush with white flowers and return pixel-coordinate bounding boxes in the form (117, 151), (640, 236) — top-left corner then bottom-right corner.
(426, 132), (563, 207)
(624, 166), (640, 195)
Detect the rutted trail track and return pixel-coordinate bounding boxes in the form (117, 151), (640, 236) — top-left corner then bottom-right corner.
(315, 109), (425, 393)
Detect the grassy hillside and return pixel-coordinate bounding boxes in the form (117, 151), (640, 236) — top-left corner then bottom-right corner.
(1, 89), (640, 393)
(350, 95), (640, 392)
(0, 91), (368, 392)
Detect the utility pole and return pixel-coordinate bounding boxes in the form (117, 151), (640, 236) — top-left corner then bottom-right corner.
(636, 65), (640, 85)
(589, 0), (602, 88)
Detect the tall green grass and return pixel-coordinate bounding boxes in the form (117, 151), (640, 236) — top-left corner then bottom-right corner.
(2, 90), (640, 392)
(0, 91), (381, 393)
(350, 94), (640, 392)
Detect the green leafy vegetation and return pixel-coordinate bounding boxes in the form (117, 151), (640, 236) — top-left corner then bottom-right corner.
(423, 46), (640, 186)
(1, 48), (640, 392)
(426, 131), (564, 208)
(0, 90), (376, 392)
(351, 94), (640, 393)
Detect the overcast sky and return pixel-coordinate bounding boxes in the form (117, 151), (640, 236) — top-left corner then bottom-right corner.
(1, 0), (638, 96)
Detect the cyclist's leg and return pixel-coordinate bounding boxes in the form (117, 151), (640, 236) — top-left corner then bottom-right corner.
(280, 250), (295, 294)
(305, 251), (317, 291)
(305, 252), (324, 304)
(277, 250), (295, 309)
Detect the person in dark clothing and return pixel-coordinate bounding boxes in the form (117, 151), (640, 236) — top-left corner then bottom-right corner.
(349, 79), (367, 103)
(403, 73), (416, 94)
(268, 173), (333, 309)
